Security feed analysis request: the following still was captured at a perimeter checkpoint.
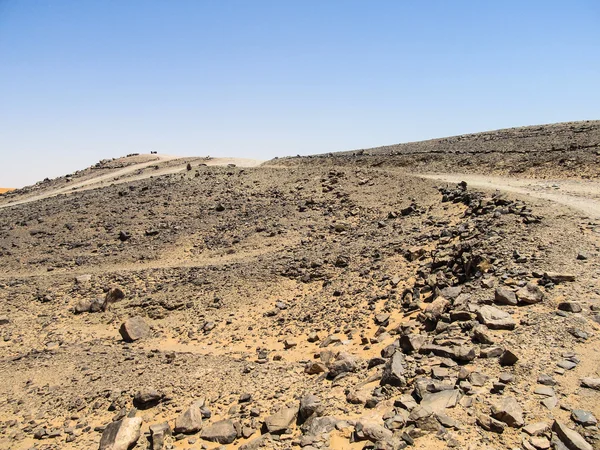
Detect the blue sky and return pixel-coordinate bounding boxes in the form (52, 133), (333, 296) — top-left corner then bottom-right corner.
(1, 1), (599, 187)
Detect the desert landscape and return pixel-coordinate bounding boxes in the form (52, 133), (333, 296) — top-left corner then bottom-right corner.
(1, 120), (600, 450)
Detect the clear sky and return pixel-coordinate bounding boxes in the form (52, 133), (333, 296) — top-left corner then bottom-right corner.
(1, 0), (599, 187)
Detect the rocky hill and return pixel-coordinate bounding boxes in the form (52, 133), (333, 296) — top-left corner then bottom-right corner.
(273, 120), (600, 179)
(0, 122), (599, 450)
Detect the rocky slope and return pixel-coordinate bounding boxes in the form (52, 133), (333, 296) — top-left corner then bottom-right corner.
(1, 122), (600, 450)
(272, 121), (600, 179)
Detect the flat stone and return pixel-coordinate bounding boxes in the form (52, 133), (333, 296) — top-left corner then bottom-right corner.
(552, 420), (592, 450)
(581, 377), (600, 390)
(534, 386), (555, 397)
(558, 360), (577, 370)
(477, 305), (516, 330)
(523, 422), (549, 436)
(544, 272), (576, 283)
(491, 396), (524, 428)
(530, 436), (551, 449)
(541, 396), (559, 410)
(264, 405), (298, 434)
(571, 410), (597, 427)
(420, 390), (460, 413)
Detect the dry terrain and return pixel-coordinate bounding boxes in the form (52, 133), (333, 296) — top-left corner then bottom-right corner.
(1, 122), (600, 450)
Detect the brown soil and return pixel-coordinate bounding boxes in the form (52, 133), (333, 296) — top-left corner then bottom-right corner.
(1, 123), (600, 450)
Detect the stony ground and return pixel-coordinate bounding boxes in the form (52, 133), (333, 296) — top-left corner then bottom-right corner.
(1, 122), (600, 450)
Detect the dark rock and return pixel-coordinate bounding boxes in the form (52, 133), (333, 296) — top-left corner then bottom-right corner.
(174, 401), (204, 434)
(149, 422), (171, 450)
(99, 417), (142, 450)
(571, 410), (597, 427)
(552, 420), (593, 450)
(499, 349), (519, 366)
(200, 420), (237, 444)
(380, 352), (406, 387)
(558, 302), (583, 313)
(119, 316), (150, 342)
(495, 287), (517, 306)
(133, 388), (163, 409)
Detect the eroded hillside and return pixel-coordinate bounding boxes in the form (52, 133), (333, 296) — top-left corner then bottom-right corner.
(1, 124), (600, 450)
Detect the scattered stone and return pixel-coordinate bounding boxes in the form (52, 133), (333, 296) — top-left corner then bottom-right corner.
(538, 374), (556, 386)
(174, 401), (204, 434)
(200, 420), (237, 444)
(328, 352), (358, 378)
(477, 305), (516, 330)
(523, 422), (549, 436)
(399, 334), (426, 354)
(571, 410), (597, 427)
(149, 422), (171, 450)
(499, 349), (519, 366)
(119, 316), (150, 342)
(516, 283), (544, 305)
(299, 394), (321, 422)
(491, 397), (524, 428)
(495, 287), (517, 306)
(380, 352), (406, 387)
(264, 405), (298, 434)
(552, 420), (593, 450)
(283, 339), (297, 349)
(420, 390), (460, 413)
(544, 272), (576, 283)
(558, 302), (583, 313)
(581, 377), (600, 390)
(133, 388), (163, 409)
(99, 417), (142, 450)
(476, 414), (506, 433)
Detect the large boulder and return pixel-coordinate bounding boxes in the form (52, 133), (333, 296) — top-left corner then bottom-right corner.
(477, 305), (516, 330)
(174, 401), (204, 434)
(200, 419), (237, 444)
(99, 417), (142, 450)
(119, 316), (150, 342)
